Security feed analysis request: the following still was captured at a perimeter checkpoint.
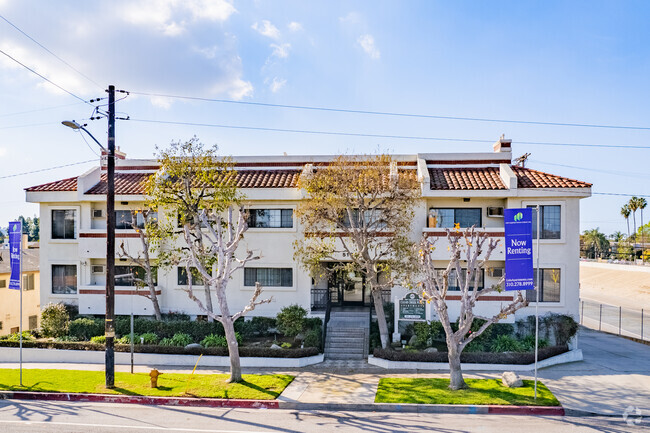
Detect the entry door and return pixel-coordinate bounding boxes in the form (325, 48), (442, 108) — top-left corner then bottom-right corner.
(342, 272), (365, 305)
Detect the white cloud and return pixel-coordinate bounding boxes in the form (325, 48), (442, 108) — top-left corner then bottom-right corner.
(122, 0), (236, 36)
(288, 21), (303, 32)
(252, 20), (280, 39)
(0, 147), (7, 157)
(270, 43), (291, 59)
(357, 34), (380, 59)
(269, 77), (286, 93)
(339, 12), (361, 25)
(150, 96), (173, 109)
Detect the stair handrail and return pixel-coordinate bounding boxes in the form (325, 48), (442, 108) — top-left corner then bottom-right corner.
(322, 288), (332, 353)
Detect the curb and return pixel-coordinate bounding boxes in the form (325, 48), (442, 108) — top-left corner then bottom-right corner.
(0, 391), (564, 415)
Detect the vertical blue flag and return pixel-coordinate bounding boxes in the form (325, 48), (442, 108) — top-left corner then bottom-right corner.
(9, 221), (22, 290)
(504, 208), (535, 291)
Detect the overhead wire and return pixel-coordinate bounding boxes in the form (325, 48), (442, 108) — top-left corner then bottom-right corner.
(0, 160), (95, 180)
(128, 118), (650, 149)
(129, 90), (650, 132)
(0, 13), (103, 90)
(0, 102), (85, 119)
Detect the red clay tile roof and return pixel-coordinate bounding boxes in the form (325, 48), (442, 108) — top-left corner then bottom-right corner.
(429, 167), (506, 190)
(25, 176), (78, 192)
(513, 166), (592, 189)
(85, 170), (301, 195)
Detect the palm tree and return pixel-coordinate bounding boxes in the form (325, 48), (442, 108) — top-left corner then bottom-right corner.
(639, 197), (648, 262)
(610, 231), (625, 242)
(629, 197), (640, 241)
(621, 204), (631, 238)
(582, 228), (610, 259)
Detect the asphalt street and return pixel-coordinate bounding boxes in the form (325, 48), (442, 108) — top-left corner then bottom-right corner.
(0, 400), (645, 433)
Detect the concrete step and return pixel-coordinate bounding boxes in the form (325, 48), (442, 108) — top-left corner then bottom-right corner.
(325, 344), (365, 352)
(326, 329), (367, 335)
(326, 353), (366, 360)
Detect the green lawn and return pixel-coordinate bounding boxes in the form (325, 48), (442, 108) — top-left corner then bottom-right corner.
(375, 378), (560, 406)
(0, 369), (293, 400)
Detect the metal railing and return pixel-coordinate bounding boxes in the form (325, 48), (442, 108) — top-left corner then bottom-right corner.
(311, 288), (329, 311)
(580, 298), (647, 342)
(322, 290), (332, 353)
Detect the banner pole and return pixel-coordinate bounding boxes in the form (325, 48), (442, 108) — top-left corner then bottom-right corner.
(534, 205), (540, 400)
(19, 223), (23, 387)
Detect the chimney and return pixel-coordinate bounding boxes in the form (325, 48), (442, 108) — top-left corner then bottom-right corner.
(100, 146), (127, 166)
(493, 135), (512, 153)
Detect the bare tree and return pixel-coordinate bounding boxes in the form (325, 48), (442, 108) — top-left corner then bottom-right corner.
(117, 209), (162, 320)
(295, 155), (420, 349)
(182, 208), (271, 382)
(416, 227), (528, 390)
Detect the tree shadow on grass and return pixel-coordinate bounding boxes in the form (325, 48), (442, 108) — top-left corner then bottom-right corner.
(111, 387), (139, 396)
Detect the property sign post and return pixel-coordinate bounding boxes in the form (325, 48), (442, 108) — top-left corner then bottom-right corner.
(504, 208), (539, 398)
(8, 221), (23, 386)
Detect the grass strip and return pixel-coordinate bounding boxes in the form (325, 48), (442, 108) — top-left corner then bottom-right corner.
(0, 369), (293, 400)
(375, 378), (560, 406)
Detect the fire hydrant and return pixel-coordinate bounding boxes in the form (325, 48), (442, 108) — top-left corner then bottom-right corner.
(149, 369), (162, 388)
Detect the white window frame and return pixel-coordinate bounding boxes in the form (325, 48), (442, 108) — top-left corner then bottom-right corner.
(245, 206), (297, 233)
(49, 262), (79, 297)
(49, 205), (80, 244)
(239, 264), (297, 292)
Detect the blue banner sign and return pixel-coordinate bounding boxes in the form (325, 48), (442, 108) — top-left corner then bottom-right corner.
(504, 208), (534, 291)
(9, 221), (22, 290)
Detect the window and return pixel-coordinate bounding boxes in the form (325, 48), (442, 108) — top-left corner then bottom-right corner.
(528, 205), (561, 239)
(429, 208), (481, 228)
(526, 268), (561, 303)
(248, 209), (293, 228)
(438, 268), (484, 291)
(244, 268), (293, 287)
(177, 267), (204, 285)
(52, 265), (77, 294)
(0, 321), (3, 330)
(340, 209), (386, 229)
(52, 209), (75, 239)
(28, 315), (37, 330)
(116, 211), (158, 229)
(22, 273), (35, 291)
(115, 265), (157, 286)
(0, 280), (6, 289)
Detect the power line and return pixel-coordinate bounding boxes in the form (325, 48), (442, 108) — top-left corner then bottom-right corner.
(130, 90), (650, 132)
(128, 117), (650, 149)
(0, 47), (94, 107)
(0, 102), (85, 119)
(0, 160), (95, 180)
(0, 121), (57, 130)
(530, 160), (650, 178)
(0, 14), (103, 90)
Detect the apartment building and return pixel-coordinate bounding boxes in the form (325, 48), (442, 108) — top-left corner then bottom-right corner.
(25, 138), (591, 322)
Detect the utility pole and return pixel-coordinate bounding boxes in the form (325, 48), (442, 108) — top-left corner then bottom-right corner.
(105, 85), (116, 388)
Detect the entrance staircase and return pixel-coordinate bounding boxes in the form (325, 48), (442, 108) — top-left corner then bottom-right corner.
(324, 308), (370, 360)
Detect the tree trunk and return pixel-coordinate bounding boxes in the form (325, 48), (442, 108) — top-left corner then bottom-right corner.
(204, 283), (214, 322)
(447, 343), (466, 390)
(221, 315), (242, 383)
(148, 281), (162, 321)
(215, 283), (242, 383)
(137, 231), (162, 321)
(372, 290), (390, 349)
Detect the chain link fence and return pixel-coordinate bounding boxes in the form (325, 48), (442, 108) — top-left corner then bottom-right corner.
(580, 298), (647, 342)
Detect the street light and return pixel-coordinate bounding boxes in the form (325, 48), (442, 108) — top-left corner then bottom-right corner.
(61, 85), (116, 388)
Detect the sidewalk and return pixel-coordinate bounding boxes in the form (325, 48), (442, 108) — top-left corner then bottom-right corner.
(1, 327), (648, 415)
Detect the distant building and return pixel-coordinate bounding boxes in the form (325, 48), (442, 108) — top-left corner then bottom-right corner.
(0, 236), (40, 335)
(25, 138), (591, 322)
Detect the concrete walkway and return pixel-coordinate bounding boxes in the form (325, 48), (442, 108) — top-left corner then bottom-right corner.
(1, 327), (648, 415)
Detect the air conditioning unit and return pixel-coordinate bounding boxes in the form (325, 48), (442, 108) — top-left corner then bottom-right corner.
(487, 268), (504, 278)
(92, 209), (104, 218)
(91, 265), (105, 274)
(487, 207), (504, 217)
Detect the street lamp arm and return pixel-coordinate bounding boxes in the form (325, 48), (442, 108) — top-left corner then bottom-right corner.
(80, 126), (106, 152)
(61, 120), (107, 152)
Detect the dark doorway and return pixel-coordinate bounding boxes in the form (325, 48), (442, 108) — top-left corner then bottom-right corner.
(328, 268), (369, 306)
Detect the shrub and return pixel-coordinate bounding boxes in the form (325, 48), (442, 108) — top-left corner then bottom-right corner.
(412, 321), (445, 349)
(201, 334), (227, 348)
(281, 342), (292, 349)
(116, 334), (135, 344)
(520, 335), (549, 351)
(303, 317), (323, 331)
(490, 335), (524, 353)
(250, 317), (277, 336)
(545, 313), (578, 345)
(234, 317), (256, 339)
(55, 335), (79, 342)
(140, 332), (159, 345)
(5, 331), (34, 342)
(40, 303), (70, 338)
(90, 335), (106, 344)
(276, 304), (307, 337)
(69, 317), (104, 341)
(113, 316), (225, 342)
(303, 328), (321, 349)
(373, 345), (569, 364)
(159, 332), (193, 347)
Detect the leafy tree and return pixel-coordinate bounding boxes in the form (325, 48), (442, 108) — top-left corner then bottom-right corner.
(610, 231), (625, 243)
(294, 155), (420, 349)
(628, 197), (641, 241)
(637, 198), (647, 262)
(581, 228), (610, 259)
(17, 215), (39, 242)
(415, 228), (528, 390)
(147, 137), (271, 383)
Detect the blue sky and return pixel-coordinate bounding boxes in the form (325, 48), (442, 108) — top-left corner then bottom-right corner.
(0, 0), (649, 235)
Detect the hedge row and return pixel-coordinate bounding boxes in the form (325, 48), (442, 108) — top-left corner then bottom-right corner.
(372, 344), (569, 364)
(0, 340), (319, 358)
